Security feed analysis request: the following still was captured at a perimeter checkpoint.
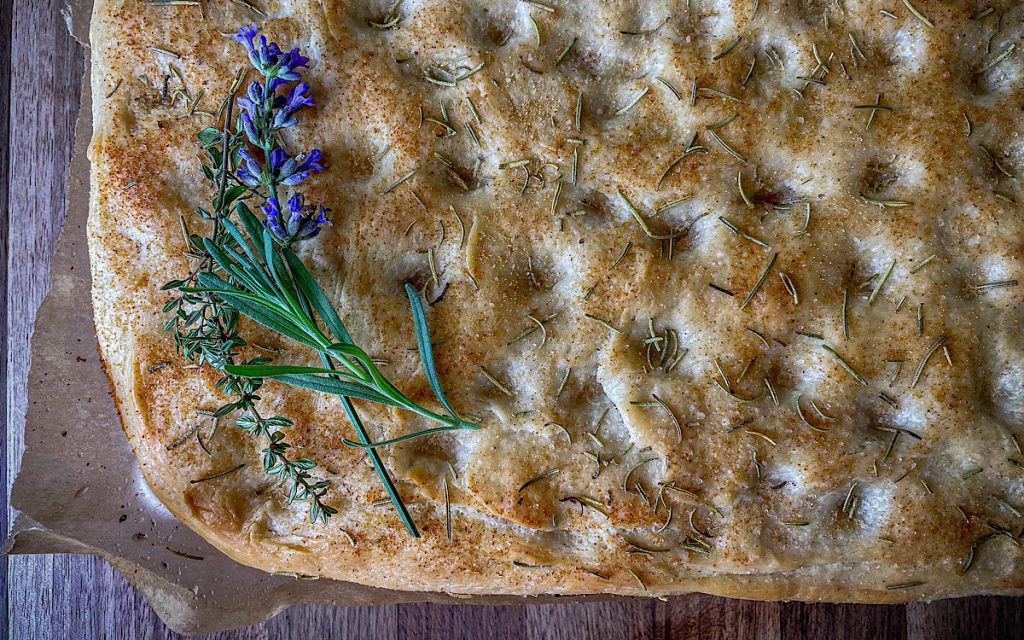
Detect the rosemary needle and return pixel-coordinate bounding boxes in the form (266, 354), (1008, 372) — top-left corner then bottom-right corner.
(148, 45), (181, 59)
(911, 336), (948, 388)
(560, 496), (610, 518)
(779, 273), (798, 305)
(652, 394), (683, 441)
(868, 259), (896, 304)
(860, 194), (913, 208)
(740, 253), (778, 310)
(713, 36), (742, 61)
(622, 458), (659, 492)
(746, 430), (777, 446)
(909, 254), (936, 274)
(842, 288), (849, 339)
(902, 0), (933, 28)
(384, 169), (417, 193)
(886, 581), (926, 591)
(167, 423), (201, 450)
(822, 345), (868, 385)
(655, 506), (674, 533)
(738, 171), (754, 208)
(519, 468), (560, 492)
(575, 92), (583, 132)
(190, 463), (245, 484)
(555, 368), (571, 398)
(615, 87), (650, 116)
(746, 327), (770, 348)
(585, 313), (621, 334)
(618, 189), (679, 239)
(522, 0), (555, 12)
(979, 44), (1016, 74)
(707, 130), (747, 163)
(628, 569), (648, 591)
(555, 37), (576, 65)
(975, 279), (1019, 290)
(656, 147), (704, 190)
(715, 357), (733, 392)
(480, 366), (515, 397)
(656, 77), (684, 100)
(698, 87), (743, 103)
(718, 216), (769, 248)
(443, 478), (452, 539)
(610, 242), (632, 269)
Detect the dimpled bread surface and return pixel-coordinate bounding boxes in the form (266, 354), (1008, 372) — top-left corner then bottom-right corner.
(88, 0), (1024, 599)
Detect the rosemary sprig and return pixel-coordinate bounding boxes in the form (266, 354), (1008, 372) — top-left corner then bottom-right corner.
(195, 219), (481, 504)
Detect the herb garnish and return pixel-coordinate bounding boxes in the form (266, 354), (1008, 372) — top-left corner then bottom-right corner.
(163, 26), (478, 536)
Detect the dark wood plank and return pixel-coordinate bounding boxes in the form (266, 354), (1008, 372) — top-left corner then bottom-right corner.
(266, 604), (399, 640)
(0, 0), (13, 627)
(780, 602), (906, 640)
(656, 595), (780, 640)
(398, 600), (656, 640)
(907, 597), (1024, 640)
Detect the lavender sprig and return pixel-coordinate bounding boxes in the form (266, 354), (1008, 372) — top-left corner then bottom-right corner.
(231, 24), (328, 245)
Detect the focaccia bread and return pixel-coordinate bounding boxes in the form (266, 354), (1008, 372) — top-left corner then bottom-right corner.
(88, 0), (1024, 601)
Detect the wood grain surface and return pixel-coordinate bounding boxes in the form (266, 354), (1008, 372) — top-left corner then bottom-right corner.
(1, 2), (1021, 638)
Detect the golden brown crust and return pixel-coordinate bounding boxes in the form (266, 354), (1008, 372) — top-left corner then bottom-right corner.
(89, 0), (1024, 600)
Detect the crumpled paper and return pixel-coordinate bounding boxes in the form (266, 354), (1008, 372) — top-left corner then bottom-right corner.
(3, 2), (611, 635)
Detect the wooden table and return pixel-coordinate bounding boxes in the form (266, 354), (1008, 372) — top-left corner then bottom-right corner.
(3, 2), (1023, 638)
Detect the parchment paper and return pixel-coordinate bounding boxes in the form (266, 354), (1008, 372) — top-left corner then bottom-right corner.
(3, 2), (610, 635)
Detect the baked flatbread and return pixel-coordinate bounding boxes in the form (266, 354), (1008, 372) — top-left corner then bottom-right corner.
(89, 0), (1024, 600)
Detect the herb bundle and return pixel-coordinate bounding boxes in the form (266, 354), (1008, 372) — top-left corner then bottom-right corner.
(163, 25), (478, 537)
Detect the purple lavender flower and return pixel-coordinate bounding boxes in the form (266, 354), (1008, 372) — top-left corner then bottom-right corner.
(236, 149), (263, 187)
(286, 150), (324, 186)
(274, 48), (310, 83)
(237, 147), (323, 189)
(286, 193), (330, 240)
(268, 149), (324, 187)
(232, 25), (309, 83)
(239, 111), (259, 145)
(232, 25), (282, 75)
(236, 80), (264, 116)
(272, 82), (314, 130)
(262, 194), (330, 245)
(266, 148), (290, 179)
(261, 197), (288, 240)
(231, 24), (261, 66)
